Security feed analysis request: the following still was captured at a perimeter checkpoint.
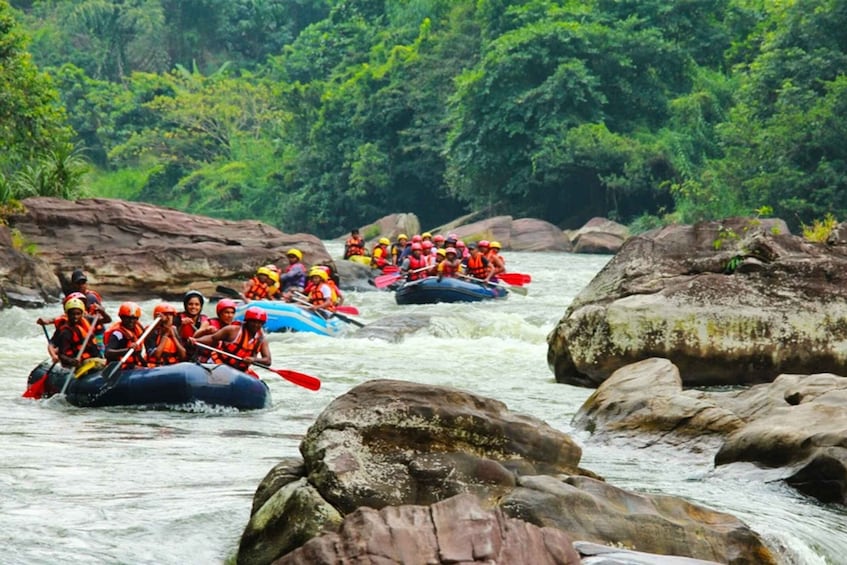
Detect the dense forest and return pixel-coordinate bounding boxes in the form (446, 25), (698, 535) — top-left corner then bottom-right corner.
(1, 0), (846, 237)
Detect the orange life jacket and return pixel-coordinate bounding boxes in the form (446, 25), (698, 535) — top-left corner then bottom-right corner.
(146, 330), (182, 366)
(345, 236), (365, 257)
(55, 316), (95, 362)
(211, 327), (264, 372)
(244, 277), (270, 300)
(464, 255), (489, 279)
(309, 282), (337, 312)
(104, 320), (145, 367)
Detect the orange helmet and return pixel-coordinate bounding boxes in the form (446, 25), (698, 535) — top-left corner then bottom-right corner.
(118, 302), (142, 318)
(153, 303), (177, 317)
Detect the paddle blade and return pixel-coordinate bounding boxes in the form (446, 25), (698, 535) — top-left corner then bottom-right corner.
(506, 284), (528, 296)
(274, 368), (321, 391)
(22, 374), (48, 398)
(336, 305), (360, 315)
(499, 273), (530, 286)
(373, 272), (402, 289)
(216, 285), (245, 300)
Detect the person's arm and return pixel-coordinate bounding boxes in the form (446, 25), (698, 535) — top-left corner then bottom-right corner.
(191, 325), (235, 347)
(251, 339), (272, 366)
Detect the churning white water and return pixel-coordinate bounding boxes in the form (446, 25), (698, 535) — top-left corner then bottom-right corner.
(0, 246), (843, 564)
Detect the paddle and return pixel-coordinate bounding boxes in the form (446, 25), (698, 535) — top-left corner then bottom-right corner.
(499, 273), (531, 286)
(290, 293), (365, 328)
(102, 316), (162, 380)
(59, 313), (101, 395)
(22, 325), (57, 398)
(459, 274), (528, 296)
(193, 342), (320, 391)
(373, 266), (431, 289)
(216, 284), (360, 316)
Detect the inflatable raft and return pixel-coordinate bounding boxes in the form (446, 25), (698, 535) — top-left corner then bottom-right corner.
(395, 277), (508, 305)
(235, 300), (345, 337)
(25, 360), (271, 410)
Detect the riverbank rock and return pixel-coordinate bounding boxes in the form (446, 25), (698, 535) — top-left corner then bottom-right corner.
(574, 357), (847, 505)
(567, 217), (628, 254)
(237, 379), (775, 564)
(544, 217), (847, 388)
(0, 224), (63, 308)
(446, 215), (572, 251)
(3, 197), (331, 302)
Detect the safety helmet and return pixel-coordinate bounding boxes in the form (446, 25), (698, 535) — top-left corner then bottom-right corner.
(243, 306), (268, 323)
(436, 248), (447, 257)
(257, 266), (275, 278)
(448, 233), (458, 241)
(411, 242), (423, 251)
(456, 240), (466, 248)
(490, 241), (502, 249)
(478, 240), (490, 248)
(379, 237), (390, 245)
(308, 268), (328, 280)
(422, 240), (433, 249)
(433, 234), (445, 242)
(445, 247), (457, 256)
(411, 234), (422, 243)
(183, 290), (205, 308)
(286, 248), (303, 260)
(118, 302), (142, 318)
(216, 298), (237, 316)
(63, 291), (86, 305)
(397, 234), (408, 241)
(153, 303), (177, 317)
(64, 298), (86, 313)
(422, 232), (432, 239)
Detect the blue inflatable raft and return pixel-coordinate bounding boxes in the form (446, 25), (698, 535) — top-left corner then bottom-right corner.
(235, 300), (345, 337)
(394, 277), (508, 305)
(26, 360), (270, 410)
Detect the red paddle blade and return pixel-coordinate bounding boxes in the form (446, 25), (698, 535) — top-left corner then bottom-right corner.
(22, 374), (48, 398)
(374, 273), (401, 289)
(273, 368), (321, 391)
(499, 273), (531, 285)
(336, 305), (360, 315)
(382, 265), (399, 274)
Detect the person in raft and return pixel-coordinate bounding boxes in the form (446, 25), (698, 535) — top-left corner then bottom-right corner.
(45, 297), (103, 368)
(104, 302), (146, 369)
(69, 269), (111, 354)
(144, 303), (187, 367)
(190, 306), (271, 373)
(343, 228), (366, 259)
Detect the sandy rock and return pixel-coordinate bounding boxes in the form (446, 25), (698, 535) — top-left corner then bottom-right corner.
(569, 217), (629, 254)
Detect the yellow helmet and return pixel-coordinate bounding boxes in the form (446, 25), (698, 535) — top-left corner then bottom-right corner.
(436, 248), (447, 256)
(397, 233), (408, 241)
(64, 298), (86, 313)
(379, 237), (390, 245)
(308, 268), (328, 280)
(422, 231), (432, 239)
(257, 266), (275, 278)
(490, 241), (502, 249)
(286, 248), (303, 260)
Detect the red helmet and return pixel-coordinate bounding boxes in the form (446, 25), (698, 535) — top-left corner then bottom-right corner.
(478, 240), (490, 248)
(411, 242), (423, 251)
(63, 291), (86, 305)
(456, 240), (466, 248)
(118, 302), (142, 318)
(411, 235), (423, 243)
(244, 306), (267, 323)
(445, 247), (457, 255)
(153, 303), (177, 317)
(422, 240), (433, 249)
(216, 298), (237, 316)
(433, 234), (445, 243)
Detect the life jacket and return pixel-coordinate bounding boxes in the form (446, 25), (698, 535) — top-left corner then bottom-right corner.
(211, 327), (264, 372)
(486, 251), (506, 275)
(55, 316), (95, 362)
(438, 259), (459, 278)
(308, 282), (337, 312)
(176, 312), (211, 341)
(104, 320), (145, 367)
(345, 236), (365, 257)
(464, 255), (489, 279)
(390, 243), (403, 265)
(327, 279), (343, 306)
(407, 254), (428, 280)
(244, 276), (270, 300)
(370, 245), (389, 269)
(147, 330), (181, 366)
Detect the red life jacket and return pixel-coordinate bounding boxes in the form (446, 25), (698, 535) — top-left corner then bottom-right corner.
(147, 331), (181, 366)
(55, 317), (94, 362)
(439, 259), (459, 278)
(211, 327), (264, 371)
(370, 245), (389, 268)
(407, 254), (428, 280)
(244, 277), (270, 300)
(177, 312), (211, 341)
(464, 255), (489, 279)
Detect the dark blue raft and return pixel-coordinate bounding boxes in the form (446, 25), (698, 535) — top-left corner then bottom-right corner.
(26, 360), (271, 410)
(394, 276), (508, 305)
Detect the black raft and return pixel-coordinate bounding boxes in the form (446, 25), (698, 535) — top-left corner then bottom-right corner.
(26, 360), (271, 410)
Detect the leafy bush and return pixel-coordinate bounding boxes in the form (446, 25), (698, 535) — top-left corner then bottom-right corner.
(802, 214), (838, 243)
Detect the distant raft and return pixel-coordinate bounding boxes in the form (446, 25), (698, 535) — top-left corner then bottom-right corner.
(235, 300), (346, 337)
(25, 360), (271, 410)
(394, 277), (508, 305)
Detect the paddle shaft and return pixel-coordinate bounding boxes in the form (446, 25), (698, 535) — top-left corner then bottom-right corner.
(375, 265), (431, 288)
(193, 342), (320, 391)
(291, 293), (365, 328)
(103, 316), (162, 380)
(459, 274), (527, 296)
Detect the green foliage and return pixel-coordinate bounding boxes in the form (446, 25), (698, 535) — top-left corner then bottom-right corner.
(10, 227), (38, 256)
(362, 224), (381, 240)
(802, 213), (838, 243)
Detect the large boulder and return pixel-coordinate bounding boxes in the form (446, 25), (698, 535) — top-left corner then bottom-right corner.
(4, 197), (331, 301)
(568, 217), (629, 254)
(0, 224), (62, 308)
(574, 357), (847, 505)
(544, 217), (847, 388)
(237, 380), (774, 564)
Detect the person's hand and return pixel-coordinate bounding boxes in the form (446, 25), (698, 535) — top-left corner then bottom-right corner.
(129, 341), (143, 352)
(243, 356), (255, 364)
(187, 337), (196, 346)
(36, 317), (50, 326)
(181, 317), (193, 325)
(49, 352), (60, 363)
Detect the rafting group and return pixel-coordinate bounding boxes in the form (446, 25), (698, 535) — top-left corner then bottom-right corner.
(22, 269), (284, 401)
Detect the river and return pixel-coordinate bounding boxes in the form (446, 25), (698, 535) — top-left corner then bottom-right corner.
(1, 246), (844, 564)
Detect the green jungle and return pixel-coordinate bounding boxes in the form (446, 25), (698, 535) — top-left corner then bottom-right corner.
(2, 0), (846, 238)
